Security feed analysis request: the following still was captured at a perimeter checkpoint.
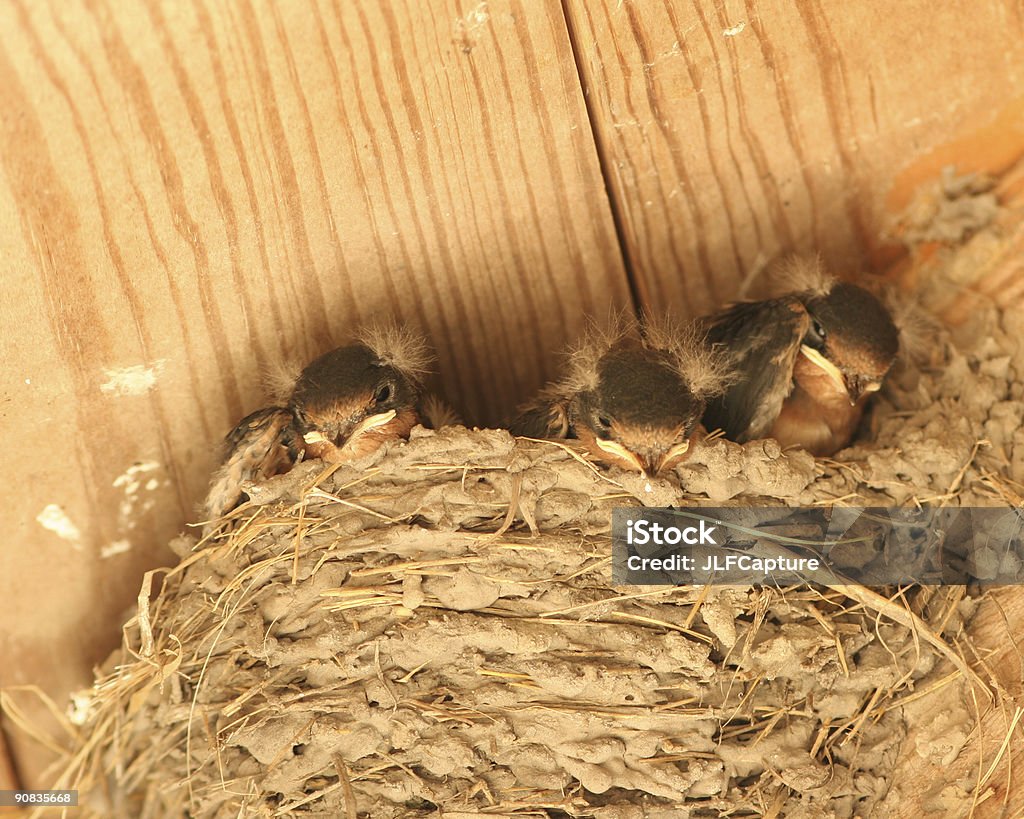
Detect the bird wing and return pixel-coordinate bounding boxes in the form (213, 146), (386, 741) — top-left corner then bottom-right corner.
(203, 407), (301, 524)
(509, 386), (572, 439)
(701, 297), (809, 441)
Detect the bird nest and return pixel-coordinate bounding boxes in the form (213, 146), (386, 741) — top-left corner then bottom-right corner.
(23, 435), (977, 818)
(33, 300), (1022, 816)
(25, 185), (1024, 817)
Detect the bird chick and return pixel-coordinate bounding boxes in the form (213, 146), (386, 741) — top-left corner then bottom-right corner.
(203, 324), (432, 524)
(511, 316), (730, 477)
(702, 259), (900, 456)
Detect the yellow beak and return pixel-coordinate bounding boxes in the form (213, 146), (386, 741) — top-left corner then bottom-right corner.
(349, 409), (398, 440)
(664, 439), (690, 466)
(800, 345), (846, 394)
(302, 409), (397, 447)
(594, 437), (644, 473)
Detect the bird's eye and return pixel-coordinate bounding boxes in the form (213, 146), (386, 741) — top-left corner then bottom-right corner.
(596, 414), (612, 430)
(373, 383), (394, 405)
(807, 318), (827, 350)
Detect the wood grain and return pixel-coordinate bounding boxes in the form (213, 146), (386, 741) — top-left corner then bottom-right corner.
(563, 0), (1024, 316)
(0, 0), (628, 784)
(0, 729), (17, 792)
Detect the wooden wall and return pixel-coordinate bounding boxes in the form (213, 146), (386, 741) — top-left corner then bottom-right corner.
(564, 0), (1024, 312)
(3, 0), (1024, 795)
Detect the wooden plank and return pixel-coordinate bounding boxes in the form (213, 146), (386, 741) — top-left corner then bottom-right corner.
(0, 0), (629, 784)
(562, 0), (1024, 316)
(0, 729), (22, 817)
(0, 729), (17, 792)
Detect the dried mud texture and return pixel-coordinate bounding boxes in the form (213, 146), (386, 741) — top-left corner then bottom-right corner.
(50, 204), (1023, 817)
(53, 420), (1000, 817)
(51, 436), (926, 818)
(891, 166), (999, 246)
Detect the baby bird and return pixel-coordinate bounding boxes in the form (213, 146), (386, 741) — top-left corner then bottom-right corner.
(510, 315), (730, 477)
(203, 325), (433, 523)
(701, 259), (900, 456)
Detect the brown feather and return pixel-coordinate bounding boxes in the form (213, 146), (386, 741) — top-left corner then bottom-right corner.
(203, 407), (300, 525)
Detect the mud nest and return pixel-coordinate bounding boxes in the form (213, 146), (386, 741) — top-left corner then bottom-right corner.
(39, 188), (1024, 817)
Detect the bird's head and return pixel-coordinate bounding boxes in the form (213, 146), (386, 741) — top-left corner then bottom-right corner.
(290, 325), (431, 460)
(570, 345), (701, 476)
(565, 317), (731, 477)
(799, 282), (899, 404)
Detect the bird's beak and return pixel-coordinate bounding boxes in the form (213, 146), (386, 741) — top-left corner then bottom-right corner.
(657, 439), (691, 475)
(302, 409), (397, 448)
(800, 345), (883, 404)
(641, 453), (660, 477)
(800, 345), (845, 393)
(344, 409), (398, 445)
(845, 375), (882, 405)
(595, 438), (692, 478)
(594, 437), (645, 474)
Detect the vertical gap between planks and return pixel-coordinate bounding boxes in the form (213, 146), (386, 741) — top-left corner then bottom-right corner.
(558, 0), (644, 317)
